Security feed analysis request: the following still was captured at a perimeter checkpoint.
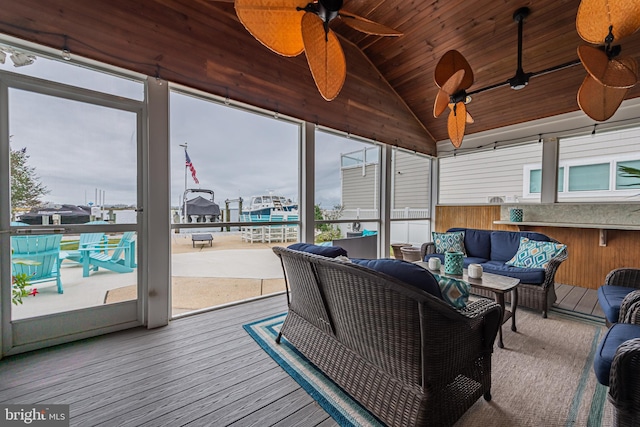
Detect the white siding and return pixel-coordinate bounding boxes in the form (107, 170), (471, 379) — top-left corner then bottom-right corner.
(439, 144), (542, 204)
(393, 150), (430, 209)
(559, 127), (640, 160)
(341, 164), (378, 209)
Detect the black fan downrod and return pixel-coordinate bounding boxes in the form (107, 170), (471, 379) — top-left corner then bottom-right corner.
(508, 7), (531, 90)
(466, 7), (581, 98)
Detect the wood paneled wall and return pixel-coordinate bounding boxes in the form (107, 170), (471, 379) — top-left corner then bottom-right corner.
(435, 205), (640, 289)
(0, 0), (435, 155)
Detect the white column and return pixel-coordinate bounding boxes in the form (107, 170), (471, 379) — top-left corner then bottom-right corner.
(145, 77), (171, 328)
(300, 122), (315, 244)
(380, 145), (392, 258)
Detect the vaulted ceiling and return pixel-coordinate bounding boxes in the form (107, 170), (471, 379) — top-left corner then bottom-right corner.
(1, 0), (639, 156)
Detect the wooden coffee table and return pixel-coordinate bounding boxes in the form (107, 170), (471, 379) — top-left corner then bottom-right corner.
(415, 262), (520, 348)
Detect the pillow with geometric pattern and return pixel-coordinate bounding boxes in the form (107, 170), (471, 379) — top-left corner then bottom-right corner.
(432, 231), (466, 255)
(505, 237), (566, 269)
(432, 273), (470, 308)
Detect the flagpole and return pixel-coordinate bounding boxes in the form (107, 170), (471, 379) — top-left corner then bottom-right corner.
(179, 142), (188, 222)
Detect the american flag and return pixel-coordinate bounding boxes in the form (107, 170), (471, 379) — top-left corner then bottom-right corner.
(185, 151), (199, 184)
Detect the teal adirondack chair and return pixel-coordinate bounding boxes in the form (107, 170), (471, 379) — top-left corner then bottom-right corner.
(60, 221), (108, 264)
(81, 231), (137, 277)
(11, 234), (64, 294)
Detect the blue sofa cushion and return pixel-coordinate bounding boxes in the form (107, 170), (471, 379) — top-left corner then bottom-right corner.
(351, 258), (443, 300)
(480, 260), (546, 285)
(449, 228), (492, 259)
(598, 285), (636, 324)
(423, 253), (488, 267)
(594, 323), (640, 386)
(288, 243), (348, 258)
(490, 231), (550, 262)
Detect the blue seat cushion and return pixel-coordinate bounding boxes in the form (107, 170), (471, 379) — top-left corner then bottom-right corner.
(351, 258), (443, 300)
(449, 228), (492, 259)
(594, 323), (640, 386)
(480, 260), (546, 284)
(288, 243), (348, 258)
(598, 285), (636, 324)
(490, 231), (550, 262)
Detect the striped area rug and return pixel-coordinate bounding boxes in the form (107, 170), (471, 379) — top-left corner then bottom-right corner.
(244, 308), (611, 427)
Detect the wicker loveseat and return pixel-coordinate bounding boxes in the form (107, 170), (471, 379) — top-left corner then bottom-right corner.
(272, 245), (503, 427)
(421, 228), (568, 318)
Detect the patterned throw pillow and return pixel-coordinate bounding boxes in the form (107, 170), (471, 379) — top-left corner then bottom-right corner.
(432, 231), (466, 255)
(506, 237), (566, 269)
(432, 273), (470, 309)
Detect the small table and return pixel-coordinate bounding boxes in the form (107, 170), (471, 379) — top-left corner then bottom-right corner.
(415, 262), (520, 349)
(191, 233), (213, 248)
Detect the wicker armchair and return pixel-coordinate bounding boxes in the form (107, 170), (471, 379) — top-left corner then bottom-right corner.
(594, 300), (640, 427)
(273, 246), (503, 427)
(599, 268), (640, 326)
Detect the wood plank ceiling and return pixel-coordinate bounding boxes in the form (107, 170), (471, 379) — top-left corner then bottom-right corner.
(0, 0), (639, 156)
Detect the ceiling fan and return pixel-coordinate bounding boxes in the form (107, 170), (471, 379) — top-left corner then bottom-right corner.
(234, 0), (402, 101)
(575, 0), (640, 121)
(433, 7), (583, 148)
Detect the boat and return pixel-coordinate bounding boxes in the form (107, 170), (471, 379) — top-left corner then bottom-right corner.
(181, 188), (221, 223)
(18, 204), (92, 225)
(243, 194), (298, 218)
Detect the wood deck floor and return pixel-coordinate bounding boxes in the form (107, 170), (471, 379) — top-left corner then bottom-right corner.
(0, 285), (604, 427)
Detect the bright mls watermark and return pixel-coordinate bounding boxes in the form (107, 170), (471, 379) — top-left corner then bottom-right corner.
(1, 405), (69, 426)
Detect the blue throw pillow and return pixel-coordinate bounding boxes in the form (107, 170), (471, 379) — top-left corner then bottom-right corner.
(288, 243), (348, 258)
(431, 273), (470, 309)
(505, 237), (566, 269)
(432, 231), (466, 254)
(362, 229), (378, 236)
(351, 258), (442, 300)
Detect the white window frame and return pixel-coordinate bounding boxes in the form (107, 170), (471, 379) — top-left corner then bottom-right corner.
(523, 152), (640, 200)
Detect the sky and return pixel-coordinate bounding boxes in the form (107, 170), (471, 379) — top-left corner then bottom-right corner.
(3, 49), (372, 211)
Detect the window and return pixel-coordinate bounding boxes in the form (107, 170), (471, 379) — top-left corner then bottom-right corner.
(390, 148), (432, 246)
(568, 163), (609, 191)
(616, 160), (640, 190)
(315, 130), (380, 243)
(557, 127), (640, 201)
(527, 167), (564, 194)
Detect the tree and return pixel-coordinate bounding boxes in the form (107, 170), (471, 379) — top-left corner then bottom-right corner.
(10, 147), (49, 218)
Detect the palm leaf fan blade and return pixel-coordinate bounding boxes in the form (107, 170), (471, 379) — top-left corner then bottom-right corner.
(301, 12), (346, 101)
(576, 0), (640, 44)
(235, 0), (308, 56)
(447, 102), (467, 148)
(577, 74), (628, 121)
(434, 50), (474, 90)
(433, 89), (449, 117)
(578, 45), (637, 88)
(433, 69), (465, 118)
(338, 11), (402, 36)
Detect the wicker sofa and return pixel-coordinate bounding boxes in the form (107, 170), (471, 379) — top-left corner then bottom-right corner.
(421, 228), (568, 318)
(272, 245), (503, 427)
